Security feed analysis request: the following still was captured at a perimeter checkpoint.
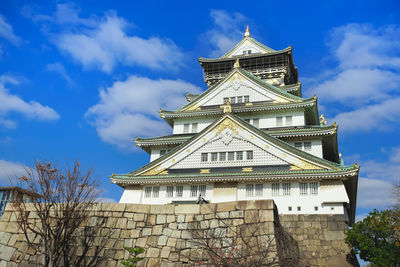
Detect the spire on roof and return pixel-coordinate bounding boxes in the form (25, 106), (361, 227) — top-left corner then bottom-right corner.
(244, 25), (250, 37)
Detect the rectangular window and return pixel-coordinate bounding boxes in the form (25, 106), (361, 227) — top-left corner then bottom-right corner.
(272, 183), (280, 196)
(219, 152), (226, 161)
(255, 184), (263, 196)
(243, 50), (247, 55)
(246, 184), (254, 197)
(160, 150), (167, 156)
(297, 206), (301, 211)
(201, 153), (208, 162)
(310, 182), (318, 195)
(288, 206), (292, 211)
(236, 151), (243, 160)
(223, 97), (229, 104)
(230, 97), (236, 104)
(244, 95), (250, 103)
(286, 116), (292, 126)
(276, 116), (283, 127)
(304, 142), (312, 151)
(315, 206), (319, 211)
(167, 186), (174, 198)
(244, 119), (251, 123)
(211, 152), (218, 162)
(283, 183), (291, 196)
(152, 186), (160, 198)
(246, 150), (253, 160)
(300, 182), (308, 195)
(228, 152), (235, 161)
(191, 185), (198, 197)
(183, 123), (190, 133)
(199, 185), (206, 197)
(294, 143), (302, 149)
(176, 186), (183, 197)
(248, 50), (251, 54)
(144, 187), (152, 198)
(192, 123), (198, 133)
(237, 96), (243, 103)
(253, 118), (259, 128)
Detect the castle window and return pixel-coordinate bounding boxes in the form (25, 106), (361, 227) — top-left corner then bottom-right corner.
(192, 123), (198, 133)
(255, 184), (263, 196)
(228, 152), (235, 161)
(246, 184), (254, 197)
(294, 143), (302, 149)
(246, 150), (253, 160)
(152, 186), (160, 198)
(237, 96), (243, 103)
(288, 206), (292, 211)
(224, 97), (229, 104)
(236, 151), (243, 160)
(310, 182), (318, 195)
(272, 183), (280, 196)
(245, 119), (250, 123)
(315, 206), (319, 211)
(144, 187), (152, 198)
(300, 182), (308, 195)
(286, 116), (292, 126)
(144, 186), (159, 198)
(219, 152), (226, 161)
(201, 153), (208, 162)
(248, 50), (251, 54)
(199, 185), (206, 196)
(230, 97), (236, 104)
(304, 142), (312, 151)
(243, 50), (247, 55)
(253, 118), (259, 128)
(283, 183), (291, 196)
(211, 152), (218, 162)
(183, 123), (190, 133)
(167, 186), (174, 198)
(176, 186), (183, 197)
(276, 117), (283, 127)
(244, 95), (249, 103)
(190, 185), (198, 197)
(297, 206), (301, 211)
(160, 150), (167, 156)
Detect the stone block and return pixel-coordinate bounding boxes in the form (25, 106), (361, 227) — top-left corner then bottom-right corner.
(116, 218), (127, 228)
(151, 204), (174, 214)
(185, 214), (194, 222)
(244, 210), (259, 223)
(209, 219), (219, 228)
(175, 204), (199, 214)
(0, 244), (16, 261)
(254, 200), (274, 210)
(181, 230), (191, 239)
(168, 252), (179, 261)
(146, 236), (158, 247)
(126, 220), (136, 229)
(136, 237), (147, 247)
(230, 210), (244, 218)
(177, 223), (188, 230)
(216, 202), (236, 212)
(157, 214), (167, 224)
(167, 215), (175, 223)
(167, 237), (177, 247)
(259, 210), (274, 222)
(147, 214), (156, 225)
(112, 211), (123, 217)
(163, 228), (173, 237)
(142, 228), (152, 236)
(216, 211), (229, 219)
(324, 231), (345, 241)
(152, 225), (163, 235)
(1, 212), (11, 222)
(102, 203), (126, 212)
(169, 222), (177, 229)
(0, 232), (12, 245)
(158, 235), (168, 246)
(125, 204), (150, 213)
(171, 230), (181, 238)
(134, 213), (145, 221)
(177, 215), (185, 223)
(200, 203), (216, 214)
(147, 258), (161, 267)
(146, 247), (160, 258)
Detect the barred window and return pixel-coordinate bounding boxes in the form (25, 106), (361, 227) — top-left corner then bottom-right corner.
(228, 152), (235, 161)
(294, 143), (302, 149)
(223, 97), (229, 104)
(144, 187), (152, 198)
(183, 123), (190, 133)
(191, 185), (198, 197)
(246, 150), (253, 160)
(199, 185), (206, 197)
(201, 153), (208, 162)
(255, 184), (263, 196)
(160, 150), (167, 156)
(236, 151), (243, 160)
(272, 183), (280, 196)
(219, 152), (226, 161)
(276, 116), (283, 127)
(211, 152), (218, 162)
(176, 186), (183, 197)
(246, 184), (254, 197)
(286, 116), (292, 126)
(304, 142), (312, 151)
(152, 186), (160, 198)
(283, 183), (291, 196)
(230, 97), (236, 104)
(300, 182), (308, 195)
(310, 182), (318, 195)
(167, 186), (174, 198)
(244, 95), (249, 103)
(192, 123), (198, 133)
(253, 118), (259, 128)
(237, 96), (243, 103)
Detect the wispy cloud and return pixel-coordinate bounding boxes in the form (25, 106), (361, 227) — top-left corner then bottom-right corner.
(305, 24), (400, 133)
(23, 4), (184, 73)
(0, 159), (27, 185)
(0, 14), (21, 45)
(0, 74), (60, 129)
(85, 75), (201, 149)
(46, 62), (72, 84)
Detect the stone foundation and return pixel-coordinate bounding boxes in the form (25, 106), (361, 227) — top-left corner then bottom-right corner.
(0, 200), (357, 267)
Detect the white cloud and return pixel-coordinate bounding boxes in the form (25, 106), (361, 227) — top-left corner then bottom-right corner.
(0, 75), (60, 129)
(85, 75), (201, 149)
(0, 159), (27, 185)
(0, 15), (21, 45)
(357, 178), (394, 208)
(46, 62), (72, 84)
(204, 10), (248, 57)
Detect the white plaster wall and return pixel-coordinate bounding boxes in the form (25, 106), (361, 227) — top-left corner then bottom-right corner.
(119, 186), (142, 203)
(150, 146), (172, 162)
(173, 117), (216, 135)
(229, 40), (265, 57)
(286, 139), (323, 158)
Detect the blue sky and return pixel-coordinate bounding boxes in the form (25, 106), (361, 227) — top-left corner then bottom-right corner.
(0, 0), (400, 218)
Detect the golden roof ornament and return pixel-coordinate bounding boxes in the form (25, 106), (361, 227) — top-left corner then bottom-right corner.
(234, 58), (240, 68)
(244, 25), (250, 37)
(319, 114), (326, 125)
(223, 100), (232, 113)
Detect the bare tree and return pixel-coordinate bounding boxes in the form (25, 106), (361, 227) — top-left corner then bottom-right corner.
(12, 161), (109, 267)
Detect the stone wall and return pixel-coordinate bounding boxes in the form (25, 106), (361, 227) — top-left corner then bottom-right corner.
(0, 200), (357, 267)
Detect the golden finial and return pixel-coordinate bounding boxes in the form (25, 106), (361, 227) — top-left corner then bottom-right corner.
(319, 114), (326, 125)
(339, 153), (342, 160)
(111, 173), (115, 177)
(223, 100), (232, 113)
(234, 58), (240, 68)
(244, 25), (250, 37)
(353, 162), (358, 168)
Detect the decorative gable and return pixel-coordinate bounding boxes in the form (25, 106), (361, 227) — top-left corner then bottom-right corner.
(228, 39), (267, 57)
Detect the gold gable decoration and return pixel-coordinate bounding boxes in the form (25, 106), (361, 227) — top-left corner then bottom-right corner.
(141, 164), (166, 176)
(213, 118), (243, 136)
(290, 159), (323, 170)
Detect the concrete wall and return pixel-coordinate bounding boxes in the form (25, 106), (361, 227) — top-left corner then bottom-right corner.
(0, 200), (357, 267)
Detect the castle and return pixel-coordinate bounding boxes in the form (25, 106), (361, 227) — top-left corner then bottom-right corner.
(111, 26), (359, 225)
